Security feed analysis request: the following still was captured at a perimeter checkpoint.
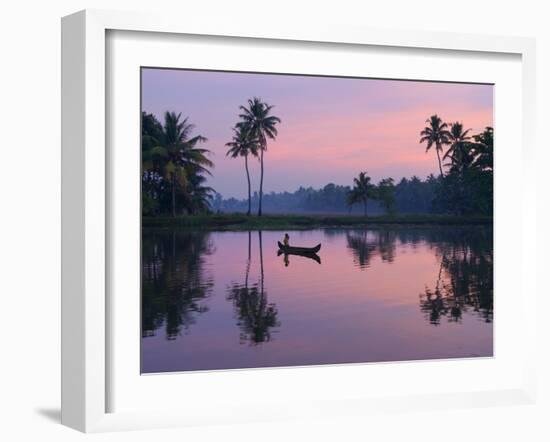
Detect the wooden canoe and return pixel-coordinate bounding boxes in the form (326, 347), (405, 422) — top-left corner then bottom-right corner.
(277, 241), (321, 254)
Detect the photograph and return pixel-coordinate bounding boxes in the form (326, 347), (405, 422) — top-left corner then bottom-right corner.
(140, 68), (494, 374)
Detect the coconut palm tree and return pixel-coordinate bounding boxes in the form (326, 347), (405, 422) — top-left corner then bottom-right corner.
(377, 177), (396, 215)
(443, 122), (472, 173)
(471, 126), (493, 172)
(419, 115), (451, 177)
(226, 126), (259, 216)
(347, 171), (375, 216)
(142, 112), (166, 215)
(149, 112), (212, 216)
(237, 97), (281, 216)
(184, 171), (215, 214)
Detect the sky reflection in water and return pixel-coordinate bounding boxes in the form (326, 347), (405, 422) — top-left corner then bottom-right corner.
(141, 227), (493, 373)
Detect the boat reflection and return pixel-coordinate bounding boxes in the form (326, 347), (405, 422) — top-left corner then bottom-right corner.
(277, 249), (321, 265)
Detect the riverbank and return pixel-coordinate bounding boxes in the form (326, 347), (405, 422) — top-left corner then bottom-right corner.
(142, 213), (493, 230)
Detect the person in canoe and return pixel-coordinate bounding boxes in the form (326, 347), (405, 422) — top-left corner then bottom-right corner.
(282, 233), (290, 247)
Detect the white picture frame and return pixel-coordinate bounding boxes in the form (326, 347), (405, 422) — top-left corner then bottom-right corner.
(61, 9), (538, 433)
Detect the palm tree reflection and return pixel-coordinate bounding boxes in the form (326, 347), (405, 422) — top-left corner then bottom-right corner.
(141, 229), (214, 339)
(346, 226), (493, 326)
(227, 283), (280, 344)
(346, 229), (396, 268)
(419, 229), (493, 325)
(226, 231), (280, 344)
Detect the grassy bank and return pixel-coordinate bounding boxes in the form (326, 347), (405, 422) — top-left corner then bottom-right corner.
(142, 213), (493, 230)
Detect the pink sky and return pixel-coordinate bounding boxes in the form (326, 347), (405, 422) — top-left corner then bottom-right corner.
(142, 69), (493, 199)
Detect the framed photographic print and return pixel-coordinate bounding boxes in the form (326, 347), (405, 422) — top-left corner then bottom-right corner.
(140, 68), (494, 373)
(61, 9), (538, 432)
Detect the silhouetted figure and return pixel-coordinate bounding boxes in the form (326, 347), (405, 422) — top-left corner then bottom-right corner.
(283, 233), (289, 247)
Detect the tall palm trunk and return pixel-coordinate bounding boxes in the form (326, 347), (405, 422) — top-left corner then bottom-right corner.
(363, 198), (367, 217)
(435, 143), (444, 177)
(171, 173), (176, 217)
(258, 148), (264, 216)
(245, 154), (252, 216)
(258, 230), (264, 292)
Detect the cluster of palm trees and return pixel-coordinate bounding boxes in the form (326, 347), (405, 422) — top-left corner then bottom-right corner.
(419, 114), (493, 177)
(346, 115), (493, 217)
(226, 97), (281, 216)
(142, 111), (214, 216)
(419, 114), (493, 215)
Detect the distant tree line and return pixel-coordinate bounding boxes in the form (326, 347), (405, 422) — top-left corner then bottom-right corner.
(214, 176), (440, 215)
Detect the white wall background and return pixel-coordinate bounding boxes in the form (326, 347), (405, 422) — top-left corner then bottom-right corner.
(0, 1), (548, 441)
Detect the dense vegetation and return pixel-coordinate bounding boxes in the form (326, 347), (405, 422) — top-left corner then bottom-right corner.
(141, 111), (214, 216)
(142, 104), (493, 219)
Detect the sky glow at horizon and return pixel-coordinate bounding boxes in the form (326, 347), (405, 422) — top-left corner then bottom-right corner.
(142, 68), (493, 199)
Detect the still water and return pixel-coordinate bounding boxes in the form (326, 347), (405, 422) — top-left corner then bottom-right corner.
(141, 227), (493, 373)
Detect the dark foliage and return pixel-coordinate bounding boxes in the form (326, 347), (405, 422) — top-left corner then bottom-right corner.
(433, 126), (494, 216)
(141, 112), (214, 216)
(141, 230), (214, 339)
